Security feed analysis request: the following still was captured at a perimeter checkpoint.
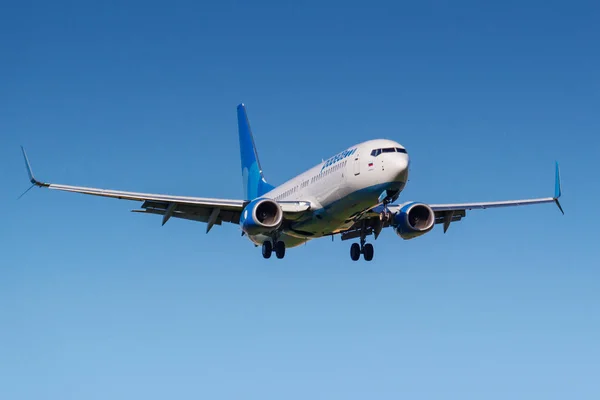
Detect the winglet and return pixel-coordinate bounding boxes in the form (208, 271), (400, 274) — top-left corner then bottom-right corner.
(554, 161), (564, 215)
(20, 147), (48, 188)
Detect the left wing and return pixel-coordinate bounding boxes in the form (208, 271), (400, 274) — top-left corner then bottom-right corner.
(338, 163), (563, 240)
(20, 147), (310, 232)
(429, 162), (563, 213)
(427, 162), (564, 233)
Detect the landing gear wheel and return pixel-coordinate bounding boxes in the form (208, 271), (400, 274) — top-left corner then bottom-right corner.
(350, 243), (361, 261)
(262, 241), (272, 259)
(363, 243), (374, 261)
(275, 241), (286, 259)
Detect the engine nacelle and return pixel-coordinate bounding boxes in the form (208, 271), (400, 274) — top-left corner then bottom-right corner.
(393, 202), (435, 240)
(240, 198), (283, 236)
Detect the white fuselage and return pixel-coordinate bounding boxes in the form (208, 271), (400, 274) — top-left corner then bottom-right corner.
(248, 139), (410, 247)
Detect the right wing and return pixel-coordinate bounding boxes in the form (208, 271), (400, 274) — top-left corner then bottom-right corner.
(21, 147), (310, 232)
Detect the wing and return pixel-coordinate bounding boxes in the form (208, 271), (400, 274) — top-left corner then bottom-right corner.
(427, 162), (564, 231)
(20, 147), (309, 232)
(337, 163), (563, 240)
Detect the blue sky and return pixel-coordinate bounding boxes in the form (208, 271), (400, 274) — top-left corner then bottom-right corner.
(1, 1), (599, 399)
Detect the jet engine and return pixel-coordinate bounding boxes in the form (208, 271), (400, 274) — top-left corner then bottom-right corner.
(240, 198), (284, 236)
(393, 202), (435, 240)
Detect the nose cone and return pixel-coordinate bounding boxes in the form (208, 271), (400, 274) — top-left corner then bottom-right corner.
(394, 154), (409, 182)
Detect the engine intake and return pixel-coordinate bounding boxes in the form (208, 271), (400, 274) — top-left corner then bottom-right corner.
(394, 202), (435, 240)
(240, 198), (283, 236)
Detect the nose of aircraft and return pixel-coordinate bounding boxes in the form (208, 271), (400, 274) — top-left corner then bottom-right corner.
(393, 153), (410, 182)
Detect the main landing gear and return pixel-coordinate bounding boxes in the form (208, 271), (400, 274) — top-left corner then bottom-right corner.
(350, 231), (374, 262)
(262, 240), (286, 259)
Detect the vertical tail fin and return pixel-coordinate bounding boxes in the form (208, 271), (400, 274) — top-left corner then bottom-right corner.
(237, 103), (274, 200)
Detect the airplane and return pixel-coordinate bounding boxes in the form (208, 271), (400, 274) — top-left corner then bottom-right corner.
(20, 103), (564, 261)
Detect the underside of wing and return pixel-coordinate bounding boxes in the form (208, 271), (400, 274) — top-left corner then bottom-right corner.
(132, 200), (242, 231)
(47, 183), (248, 231)
(131, 198), (311, 231)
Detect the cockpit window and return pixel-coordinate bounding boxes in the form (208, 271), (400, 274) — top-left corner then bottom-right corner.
(370, 147), (407, 157)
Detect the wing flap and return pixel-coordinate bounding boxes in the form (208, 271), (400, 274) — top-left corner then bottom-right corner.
(434, 210), (465, 223)
(138, 201), (241, 224)
(132, 208), (239, 225)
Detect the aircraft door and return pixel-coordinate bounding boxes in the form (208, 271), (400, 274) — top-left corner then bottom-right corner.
(353, 153), (360, 176)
